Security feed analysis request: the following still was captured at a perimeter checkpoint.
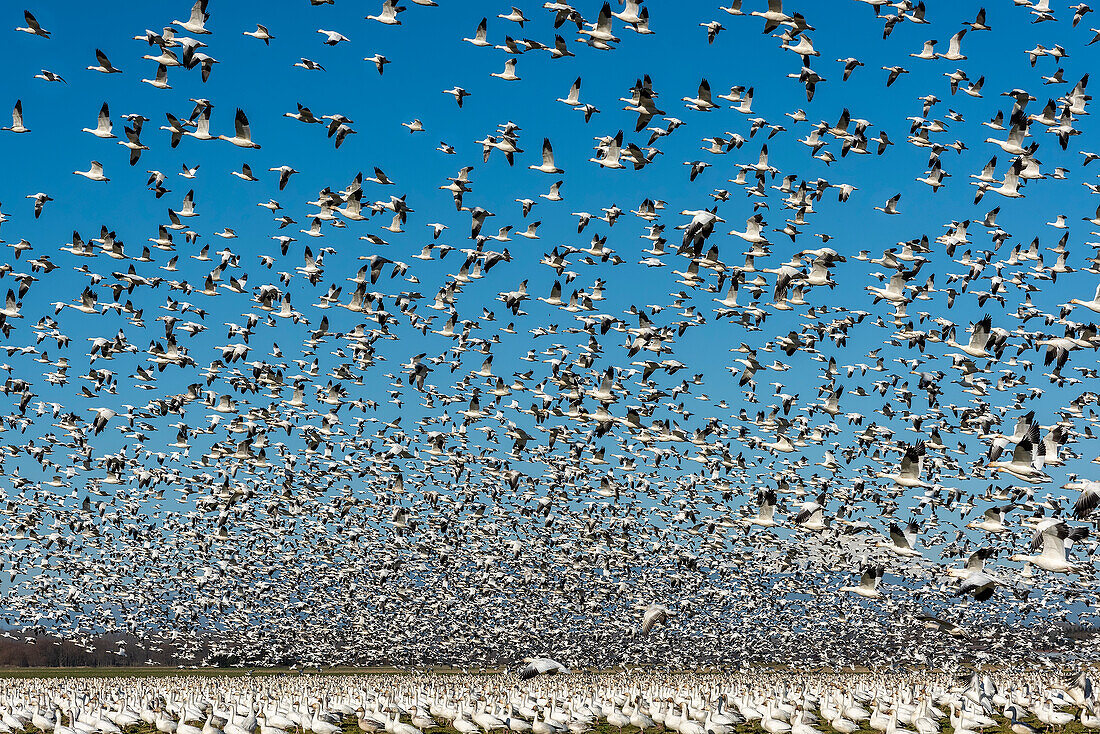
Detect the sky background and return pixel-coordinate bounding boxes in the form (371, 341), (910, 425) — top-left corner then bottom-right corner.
(0, 0), (1099, 661)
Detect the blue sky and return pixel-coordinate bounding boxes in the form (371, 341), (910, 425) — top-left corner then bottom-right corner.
(2, 0), (1100, 656)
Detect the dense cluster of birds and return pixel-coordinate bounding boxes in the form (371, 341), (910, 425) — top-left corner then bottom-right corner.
(5, 0), (1100, 668)
(0, 670), (1098, 734)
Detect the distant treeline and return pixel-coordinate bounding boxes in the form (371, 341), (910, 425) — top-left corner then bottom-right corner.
(0, 633), (188, 668)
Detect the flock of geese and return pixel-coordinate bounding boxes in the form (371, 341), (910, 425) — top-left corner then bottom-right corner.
(4, 0), (1100, 669)
(0, 670), (1096, 734)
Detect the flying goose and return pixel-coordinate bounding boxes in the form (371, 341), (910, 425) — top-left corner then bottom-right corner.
(529, 139), (564, 174)
(242, 24), (274, 43)
(366, 0), (404, 25)
(219, 108), (261, 148)
(839, 566), (883, 598)
(1011, 520), (1086, 572)
(82, 102), (115, 138)
(2, 101), (29, 133)
(518, 657), (569, 679)
(15, 10), (50, 37)
(73, 161), (110, 182)
(87, 49), (122, 74)
(172, 0), (210, 34)
(491, 58), (521, 81)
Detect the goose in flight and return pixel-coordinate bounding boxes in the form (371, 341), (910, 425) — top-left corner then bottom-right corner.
(243, 24), (274, 43)
(682, 78), (718, 111)
(34, 69), (66, 83)
(873, 193), (901, 214)
(967, 507), (1010, 533)
(73, 161), (109, 183)
(1011, 520), (1086, 572)
(82, 102), (115, 138)
(955, 571), (999, 601)
(917, 616), (968, 637)
(987, 436), (1050, 484)
(938, 29), (967, 60)
(317, 29), (350, 45)
(141, 64), (171, 89)
(1065, 283), (1100, 313)
(26, 192), (52, 218)
(172, 0), (210, 34)
(365, 54), (390, 75)
(794, 494), (829, 531)
(518, 657), (569, 679)
(840, 566), (883, 598)
(443, 87), (470, 107)
(87, 49), (122, 73)
(590, 131), (624, 169)
(965, 7), (992, 31)
(742, 489), (779, 528)
(558, 77), (583, 106)
(15, 10), (50, 38)
(269, 166), (298, 190)
(463, 18), (490, 46)
(838, 57), (864, 80)
(878, 442), (930, 489)
(529, 139), (564, 174)
(120, 125), (149, 165)
(491, 58), (521, 82)
(2, 101), (29, 134)
(219, 109), (261, 148)
(751, 0), (792, 32)
(498, 7), (528, 26)
(880, 521), (922, 557)
(578, 2), (620, 44)
(366, 0), (404, 25)
(947, 548), (996, 580)
(640, 603), (672, 634)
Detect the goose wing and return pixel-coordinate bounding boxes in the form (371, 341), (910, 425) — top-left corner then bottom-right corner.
(234, 108), (251, 141)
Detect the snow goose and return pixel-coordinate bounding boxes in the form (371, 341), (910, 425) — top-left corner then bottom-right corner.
(243, 24), (274, 43)
(519, 657), (570, 679)
(317, 29), (350, 45)
(839, 566), (883, 598)
(491, 58), (521, 81)
(530, 139), (564, 174)
(751, 0), (792, 32)
(73, 161), (110, 183)
(141, 64), (171, 89)
(16, 10), (50, 37)
(2, 100), (29, 133)
(464, 18), (490, 46)
(87, 49), (122, 73)
(578, 3), (620, 44)
(82, 103), (115, 138)
(219, 109), (260, 148)
(367, 1), (404, 25)
(1011, 520), (1085, 572)
(172, 0), (210, 34)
